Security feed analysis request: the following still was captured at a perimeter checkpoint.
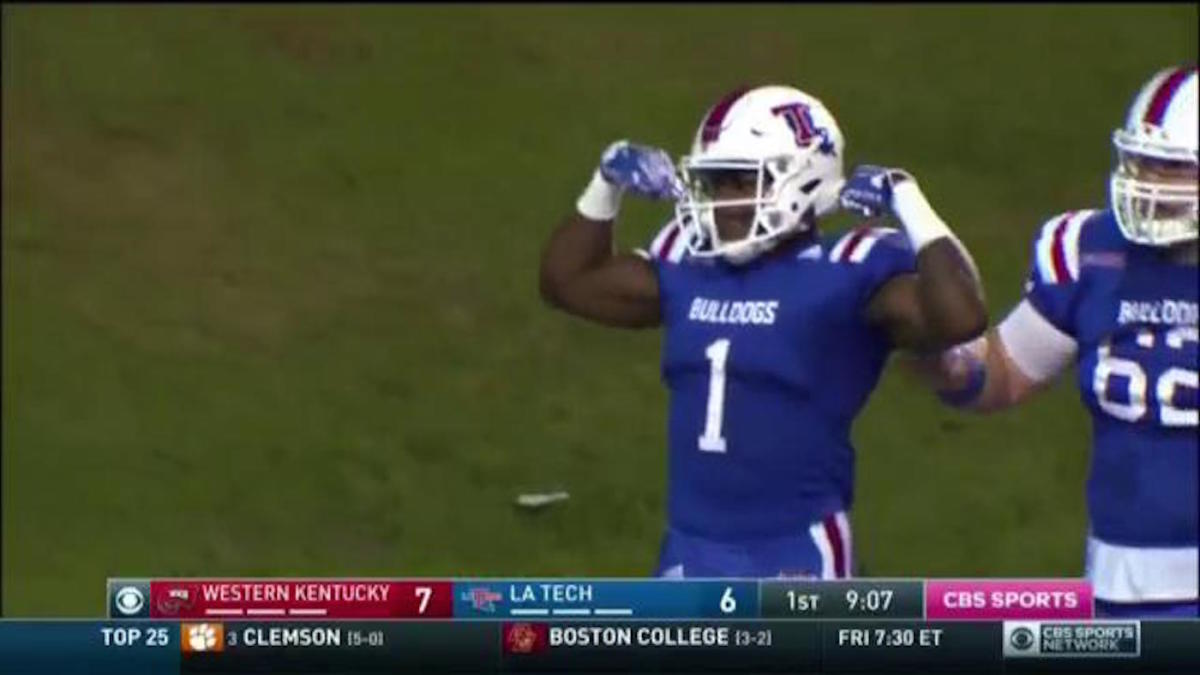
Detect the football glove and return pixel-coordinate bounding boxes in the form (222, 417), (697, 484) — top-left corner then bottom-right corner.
(598, 140), (685, 201)
(838, 165), (915, 218)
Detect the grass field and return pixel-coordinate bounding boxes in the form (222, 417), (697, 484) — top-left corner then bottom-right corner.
(3, 4), (1196, 616)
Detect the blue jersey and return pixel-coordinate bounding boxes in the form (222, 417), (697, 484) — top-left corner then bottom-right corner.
(640, 222), (916, 540)
(1022, 209), (1198, 548)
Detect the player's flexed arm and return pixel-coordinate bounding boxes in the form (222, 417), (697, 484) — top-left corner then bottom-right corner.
(539, 141), (684, 328)
(839, 167), (989, 351)
(907, 210), (1095, 410)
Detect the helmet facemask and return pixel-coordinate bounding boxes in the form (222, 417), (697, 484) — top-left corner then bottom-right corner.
(1110, 127), (1199, 247)
(677, 151), (830, 265)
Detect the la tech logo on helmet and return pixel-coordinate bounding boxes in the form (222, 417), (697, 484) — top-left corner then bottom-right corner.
(770, 103), (836, 156)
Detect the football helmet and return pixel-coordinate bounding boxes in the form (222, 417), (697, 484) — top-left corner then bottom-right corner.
(677, 85), (846, 264)
(1110, 67), (1198, 246)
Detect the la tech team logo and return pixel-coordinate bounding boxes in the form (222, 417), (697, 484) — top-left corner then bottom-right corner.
(770, 102), (836, 155)
(181, 623), (225, 653)
(463, 586), (504, 612)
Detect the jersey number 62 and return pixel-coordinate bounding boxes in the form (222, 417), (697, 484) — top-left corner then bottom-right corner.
(1093, 326), (1198, 427)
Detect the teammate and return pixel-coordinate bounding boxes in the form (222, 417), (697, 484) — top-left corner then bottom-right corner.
(919, 67), (1198, 617)
(539, 85), (987, 578)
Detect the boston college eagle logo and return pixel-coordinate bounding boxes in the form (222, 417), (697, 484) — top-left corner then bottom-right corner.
(504, 622), (546, 654)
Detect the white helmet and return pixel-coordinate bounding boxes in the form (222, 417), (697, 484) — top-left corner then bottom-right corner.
(1110, 66), (1198, 246)
(677, 85), (845, 264)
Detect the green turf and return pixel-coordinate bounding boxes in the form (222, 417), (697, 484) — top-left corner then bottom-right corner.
(3, 4), (1196, 616)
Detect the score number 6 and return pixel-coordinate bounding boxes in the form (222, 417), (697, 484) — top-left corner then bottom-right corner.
(719, 586), (737, 614)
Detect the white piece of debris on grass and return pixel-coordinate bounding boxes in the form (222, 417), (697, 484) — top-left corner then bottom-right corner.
(515, 491), (570, 509)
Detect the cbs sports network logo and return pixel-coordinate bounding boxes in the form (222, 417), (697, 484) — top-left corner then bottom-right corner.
(1003, 621), (1140, 658)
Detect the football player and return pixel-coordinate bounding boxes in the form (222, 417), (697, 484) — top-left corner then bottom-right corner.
(539, 84), (987, 578)
(920, 67), (1198, 617)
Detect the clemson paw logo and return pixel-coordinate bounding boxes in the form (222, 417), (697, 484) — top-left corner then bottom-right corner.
(181, 623), (225, 653)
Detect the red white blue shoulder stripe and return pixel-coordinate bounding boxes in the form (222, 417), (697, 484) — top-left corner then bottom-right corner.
(1033, 210), (1098, 284)
(828, 225), (901, 264)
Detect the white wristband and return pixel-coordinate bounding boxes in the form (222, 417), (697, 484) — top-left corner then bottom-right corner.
(892, 179), (982, 282)
(892, 180), (952, 252)
(576, 170), (624, 221)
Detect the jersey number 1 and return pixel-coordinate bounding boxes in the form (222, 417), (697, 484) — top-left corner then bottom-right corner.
(699, 338), (731, 452)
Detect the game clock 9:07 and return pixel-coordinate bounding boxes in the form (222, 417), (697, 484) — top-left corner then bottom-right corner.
(845, 588), (893, 613)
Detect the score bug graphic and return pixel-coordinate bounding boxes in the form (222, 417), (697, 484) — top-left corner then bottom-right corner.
(75, 577), (1199, 672)
(181, 623), (225, 653)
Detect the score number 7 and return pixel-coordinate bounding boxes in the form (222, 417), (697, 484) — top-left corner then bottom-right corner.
(415, 586), (432, 614)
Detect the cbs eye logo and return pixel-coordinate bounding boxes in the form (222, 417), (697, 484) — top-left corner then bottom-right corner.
(115, 586), (146, 616)
(1009, 627), (1035, 651)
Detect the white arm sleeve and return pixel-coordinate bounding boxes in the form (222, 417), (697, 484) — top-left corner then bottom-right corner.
(995, 299), (1078, 384)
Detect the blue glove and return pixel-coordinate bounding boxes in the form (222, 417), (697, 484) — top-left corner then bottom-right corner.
(838, 165), (914, 217)
(598, 140), (685, 201)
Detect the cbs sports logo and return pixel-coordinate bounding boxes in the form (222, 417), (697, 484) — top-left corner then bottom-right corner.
(113, 586), (146, 616)
(1003, 621), (1140, 658)
(108, 579), (153, 619)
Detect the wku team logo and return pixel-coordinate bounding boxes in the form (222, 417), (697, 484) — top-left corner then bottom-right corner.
(771, 103), (836, 156)
(156, 587), (195, 616)
(462, 587), (504, 612)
